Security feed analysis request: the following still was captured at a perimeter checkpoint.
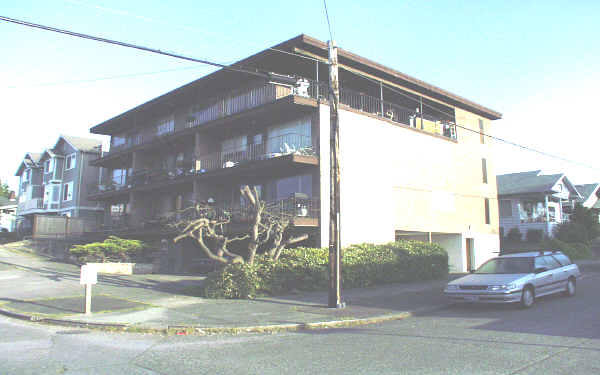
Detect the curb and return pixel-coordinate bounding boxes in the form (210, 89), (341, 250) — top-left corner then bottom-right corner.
(0, 304), (449, 336)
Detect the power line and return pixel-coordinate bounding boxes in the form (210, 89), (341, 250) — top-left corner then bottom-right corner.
(6, 65), (212, 89)
(323, 0), (334, 42)
(0, 15), (268, 79)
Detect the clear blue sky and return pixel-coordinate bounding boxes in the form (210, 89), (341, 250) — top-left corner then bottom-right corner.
(1, 0), (599, 190)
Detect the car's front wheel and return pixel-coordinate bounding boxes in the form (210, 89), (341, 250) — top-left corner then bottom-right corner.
(520, 287), (535, 308)
(565, 278), (576, 297)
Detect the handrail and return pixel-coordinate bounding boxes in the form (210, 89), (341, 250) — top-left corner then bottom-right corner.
(195, 133), (315, 173)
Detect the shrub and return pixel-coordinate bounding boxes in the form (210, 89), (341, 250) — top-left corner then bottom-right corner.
(541, 238), (593, 260)
(201, 240), (448, 299)
(69, 236), (148, 264)
(506, 227), (522, 242)
(526, 229), (544, 243)
(555, 204), (600, 244)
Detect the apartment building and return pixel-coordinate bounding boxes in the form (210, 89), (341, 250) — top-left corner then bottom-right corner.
(89, 34), (502, 272)
(15, 135), (103, 235)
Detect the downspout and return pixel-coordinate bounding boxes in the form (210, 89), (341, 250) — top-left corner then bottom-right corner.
(76, 152), (84, 217)
(545, 194), (551, 237)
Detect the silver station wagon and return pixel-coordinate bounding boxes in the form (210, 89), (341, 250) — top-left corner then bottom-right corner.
(444, 251), (581, 308)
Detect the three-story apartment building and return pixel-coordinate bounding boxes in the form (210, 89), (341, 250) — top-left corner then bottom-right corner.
(15, 135), (104, 235)
(89, 35), (502, 272)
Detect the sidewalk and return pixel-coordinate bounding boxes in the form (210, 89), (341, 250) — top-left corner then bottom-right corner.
(0, 242), (453, 334)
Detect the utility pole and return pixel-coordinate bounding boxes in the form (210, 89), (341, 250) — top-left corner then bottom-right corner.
(328, 40), (343, 308)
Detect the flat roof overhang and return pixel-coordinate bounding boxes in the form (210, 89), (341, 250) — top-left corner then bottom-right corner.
(90, 35), (500, 136)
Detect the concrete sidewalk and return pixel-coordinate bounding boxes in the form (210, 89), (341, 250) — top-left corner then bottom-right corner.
(0, 242), (455, 334)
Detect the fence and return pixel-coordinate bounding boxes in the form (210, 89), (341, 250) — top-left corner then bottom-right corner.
(33, 215), (100, 239)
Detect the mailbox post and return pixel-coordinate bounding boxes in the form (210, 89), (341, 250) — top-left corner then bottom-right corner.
(80, 265), (97, 315)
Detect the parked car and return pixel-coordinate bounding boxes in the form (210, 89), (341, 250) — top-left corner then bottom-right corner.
(444, 251), (581, 308)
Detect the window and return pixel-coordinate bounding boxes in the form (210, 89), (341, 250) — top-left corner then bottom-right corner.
(112, 135), (126, 147)
(482, 158), (488, 184)
(65, 153), (76, 170)
(552, 254), (572, 266)
(62, 182), (73, 202)
(265, 174), (312, 201)
(500, 200), (512, 217)
(484, 198), (490, 224)
(23, 169), (30, 182)
(111, 169), (127, 186)
(479, 119), (485, 144)
(543, 255), (561, 270)
(548, 206), (556, 222)
(157, 116), (175, 135)
(44, 158), (54, 174)
(267, 117), (312, 154)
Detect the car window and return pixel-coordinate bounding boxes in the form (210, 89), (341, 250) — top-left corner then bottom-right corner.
(534, 257), (547, 269)
(543, 255), (561, 269)
(552, 254), (571, 266)
(476, 257), (533, 274)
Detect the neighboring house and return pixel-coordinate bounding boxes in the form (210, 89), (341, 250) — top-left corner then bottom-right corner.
(575, 183), (600, 222)
(15, 135), (104, 235)
(88, 34), (502, 273)
(497, 170), (582, 240)
(0, 195), (17, 232)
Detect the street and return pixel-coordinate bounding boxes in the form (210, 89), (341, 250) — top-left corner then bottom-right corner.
(1, 271), (599, 375)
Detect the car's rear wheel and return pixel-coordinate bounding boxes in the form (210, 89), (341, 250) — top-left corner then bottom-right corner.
(565, 278), (576, 297)
(520, 287), (535, 308)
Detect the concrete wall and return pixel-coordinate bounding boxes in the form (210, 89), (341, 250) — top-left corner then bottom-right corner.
(318, 103), (500, 272)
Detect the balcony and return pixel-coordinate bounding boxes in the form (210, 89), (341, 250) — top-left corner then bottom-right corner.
(195, 133), (317, 179)
(339, 88), (457, 140)
(186, 79), (324, 129)
(17, 198), (44, 214)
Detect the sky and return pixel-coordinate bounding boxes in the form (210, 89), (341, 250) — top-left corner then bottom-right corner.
(1, 0), (599, 191)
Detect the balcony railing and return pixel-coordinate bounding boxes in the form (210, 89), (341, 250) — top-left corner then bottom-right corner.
(338, 87), (457, 140)
(180, 196), (320, 225)
(88, 181), (132, 196)
(195, 133), (315, 173)
(186, 80), (325, 129)
(17, 198), (44, 213)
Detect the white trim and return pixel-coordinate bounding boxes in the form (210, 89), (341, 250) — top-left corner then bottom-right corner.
(64, 153), (77, 170)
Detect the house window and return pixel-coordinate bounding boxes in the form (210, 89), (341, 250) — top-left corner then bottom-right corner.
(44, 159), (54, 174)
(479, 119), (485, 144)
(65, 153), (76, 170)
(548, 206), (556, 222)
(111, 169), (127, 186)
(482, 158), (488, 184)
(557, 183), (563, 192)
(23, 169), (30, 182)
(63, 182), (73, 202)
(484, 198), (490, 224)
(500, 200), (512, 217)
(157, 116), (175, 136)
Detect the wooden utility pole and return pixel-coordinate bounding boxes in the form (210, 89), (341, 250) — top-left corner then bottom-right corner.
(328, 40), (343, 308)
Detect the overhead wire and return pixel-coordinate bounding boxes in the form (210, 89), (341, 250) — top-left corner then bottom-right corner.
(339, 67), (599, 170)
(323, 0), (334, 42)
(6, 65), (213, 89)
(0, 15), (268, 79)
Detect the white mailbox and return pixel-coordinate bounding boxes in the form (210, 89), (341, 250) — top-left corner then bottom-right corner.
(80, 265), (98, 285)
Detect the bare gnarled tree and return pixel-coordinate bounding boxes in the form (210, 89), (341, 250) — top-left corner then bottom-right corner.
(170, 185), (309, 265)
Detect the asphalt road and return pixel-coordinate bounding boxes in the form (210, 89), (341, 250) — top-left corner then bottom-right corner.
(1, 272), (599, 375)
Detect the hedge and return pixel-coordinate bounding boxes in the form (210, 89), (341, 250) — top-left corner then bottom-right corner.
(202, 240), (448, 299)
(69, 236), (148, 264)
(541, 238), (593, 260)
